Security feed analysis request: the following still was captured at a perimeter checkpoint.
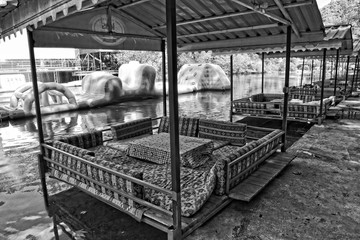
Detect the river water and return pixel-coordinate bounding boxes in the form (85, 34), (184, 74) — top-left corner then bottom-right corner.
(0, 72), (309, 239)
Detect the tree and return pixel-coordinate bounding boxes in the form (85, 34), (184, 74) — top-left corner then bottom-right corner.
(321, 0), (360, 38)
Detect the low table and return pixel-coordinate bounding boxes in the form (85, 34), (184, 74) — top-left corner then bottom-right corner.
(127, 133), (214, 168)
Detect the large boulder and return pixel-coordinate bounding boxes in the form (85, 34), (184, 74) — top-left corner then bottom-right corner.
(81, 71), (124, 107)
(118, 61), (156, 94)
(177, 63), (230, 93)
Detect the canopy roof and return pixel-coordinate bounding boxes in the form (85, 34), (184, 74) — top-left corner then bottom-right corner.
(260, 25), (354, 59)
(1, 0), (326, 52)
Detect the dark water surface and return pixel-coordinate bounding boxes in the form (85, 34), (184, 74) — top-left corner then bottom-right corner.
(0, 73), (308, 239)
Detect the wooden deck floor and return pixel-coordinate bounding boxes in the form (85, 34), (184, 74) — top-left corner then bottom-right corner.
(229, 152), (295, 202)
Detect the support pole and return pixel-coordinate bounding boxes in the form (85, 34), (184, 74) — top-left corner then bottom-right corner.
(344, 56), (350, 93)
(334, 49), (340, 96)
(230, 55), (234, 122)
(351, 56), (358, 93)
(99, 52), (102, 70)
(161, 40), (167, 116)
(355, 57), (360, 91)
(166, 0), (182, 239)
(27, 29), (48, 209)
(319, 59), (323, 81)
(261, 52), (265, 93)
(320, 49), (327, 120)
(281, 25), (291, 152)
(300, 56), (305, 86)
(310, 59), (314, 85)
(330, 59), (333, 79)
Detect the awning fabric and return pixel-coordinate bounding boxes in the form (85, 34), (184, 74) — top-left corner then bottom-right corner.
(32, 7), (162, 51)
(1, 0), (327, 54)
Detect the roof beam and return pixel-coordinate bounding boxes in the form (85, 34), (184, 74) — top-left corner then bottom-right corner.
(231, 0), (291, 26)
(152, 0), (313, 30)
(178, 30), (325, 52)
(273, 0), (301, 38)
(39, 26), (162, 40)
(117, 0), (151, 9)
(178, 23), (279, 39)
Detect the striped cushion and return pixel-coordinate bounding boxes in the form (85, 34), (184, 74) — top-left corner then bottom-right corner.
(290, 94), (315, 103)
(158, 116), (199, 137)
(111, 117), (153, 140)
(59, 131), (103, 149)
(198, 119), (247, 146)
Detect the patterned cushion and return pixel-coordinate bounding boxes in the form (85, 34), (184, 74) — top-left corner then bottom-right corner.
(111, 118), (153, 140)
(127, 133), (213, 168)
(50, 140), (95, 176)
(212, 145), (243, 195)
(158, 116), (199, 137)
(59, 131), (103, 149)
(198, 119), (247, 146)
(106, 155), (216, 217)
(290, 94), (315, 103)
(232, 101), (267, 114)
(142, 164), (216, 217)
(280, 104), (319, 119)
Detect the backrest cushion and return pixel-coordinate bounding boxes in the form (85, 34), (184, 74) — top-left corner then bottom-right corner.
(59, 131), (103, 149)
(290, 94), (315, 103)
(158, 116), (199, 137)
(111, 117), (153, 140)
(198, 119), (247, 146)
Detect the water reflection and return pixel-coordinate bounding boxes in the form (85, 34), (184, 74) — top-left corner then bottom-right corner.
(0, 72), (308, 239)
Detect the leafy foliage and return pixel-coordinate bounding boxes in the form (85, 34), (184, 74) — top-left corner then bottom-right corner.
(321, 0), (360, 38)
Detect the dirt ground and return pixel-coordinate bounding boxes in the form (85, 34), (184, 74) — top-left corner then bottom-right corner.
(188, 119), (360, 240)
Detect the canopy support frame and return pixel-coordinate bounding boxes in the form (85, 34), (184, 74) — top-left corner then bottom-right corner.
(320, 49), (327, 119)
(230, 54), (234, 122)
(334, 49), (340, 96)
(344, 56), (350, 92)
(281, 25), (291, 152)
(166, 0), (182, 239)
(27, 28), (49, 211)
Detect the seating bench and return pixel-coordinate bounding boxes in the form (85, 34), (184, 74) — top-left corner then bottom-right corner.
(43, 116), (284, 221)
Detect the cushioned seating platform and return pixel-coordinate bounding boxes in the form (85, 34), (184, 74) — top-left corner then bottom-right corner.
(89, 145), (216, 217)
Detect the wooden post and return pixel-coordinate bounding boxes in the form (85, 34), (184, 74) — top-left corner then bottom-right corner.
(230, 55), (234, 122)
(320, 49), (327, 120)
(261, 52), (265, 93)
(310, 59), (314, 84)
(344, 56), (350, 92)
(300, 56), (305, 86)
(281, 25), (291, 152)
(162, 40), (167, 116)
(27, 29), (48, 209)
(334, 49), (340, 96)
(166, 0), (182, 239)
(351, 56), (358, 93)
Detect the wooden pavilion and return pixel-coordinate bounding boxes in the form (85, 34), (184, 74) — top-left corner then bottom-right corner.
(0, 0), (328, 239)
